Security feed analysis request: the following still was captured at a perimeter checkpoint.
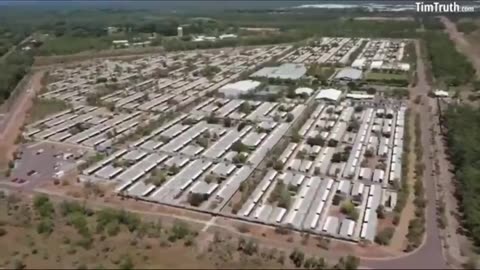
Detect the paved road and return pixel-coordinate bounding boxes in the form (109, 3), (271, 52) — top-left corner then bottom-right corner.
(362, 40), (448, 269)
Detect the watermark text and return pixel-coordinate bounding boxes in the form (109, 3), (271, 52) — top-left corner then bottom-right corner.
(416, 2), (475, 13)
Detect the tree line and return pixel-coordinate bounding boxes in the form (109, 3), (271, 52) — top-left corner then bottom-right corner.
(0, 50), (33, 103)
(0, 27), (29, 57)
(422, 32), (475, 86)
(444, 105), (480, 246)
(456, 21), (477, 35)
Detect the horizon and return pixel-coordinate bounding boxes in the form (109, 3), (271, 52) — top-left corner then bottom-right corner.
(0, 0), (444, 10)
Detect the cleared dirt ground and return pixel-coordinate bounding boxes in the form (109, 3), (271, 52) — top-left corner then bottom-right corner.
(0, 192), (291, 269)
(21, 176), (404, 269)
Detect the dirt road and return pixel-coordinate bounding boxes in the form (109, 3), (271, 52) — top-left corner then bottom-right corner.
(437, 15), (474, 265)
(440, 16), (480, 76)
(362, 40), (448, 269)
(0, 71), (44, 167)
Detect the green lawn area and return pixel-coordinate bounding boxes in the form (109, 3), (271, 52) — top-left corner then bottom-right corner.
(37, 36), (112, 56)
(307, 64), (336, 80)
(383, 87), (410, 99)
(366, 72), (408, 81)
(27, 98), (70, 124)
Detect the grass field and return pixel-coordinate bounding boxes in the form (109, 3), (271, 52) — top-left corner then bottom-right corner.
(383, 88), (410, 99)
(366, 72), (408, 81)
(27, 98), (70, 124)
(37, 36), (113, 56)
(307, 65), (336, 80)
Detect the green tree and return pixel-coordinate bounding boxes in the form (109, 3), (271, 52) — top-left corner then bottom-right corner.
(291, 132), (302, 143)
(239, 102), (252, 114)
(119, 254), (134, 270)
(36, 219), (54, 235)
(187, 193), (206, 207)
(375, 227), (395, 245)
(223, 117), (232, 127)
(170, 220), (190, 241)
(334, 255), (359, 270)
(12, 259), (26, 270)
(286, 113), (294, 122)
(243, 239), (258, 256)
(231, 141), (248, 152)
(33, 194), (54, 218)
(289, 248), (305, 268)
(306, 135), (325, 146)
(340, 200), (359, 221)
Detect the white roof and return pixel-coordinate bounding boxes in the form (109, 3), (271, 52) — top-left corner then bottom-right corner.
(251, 63), (307, 80)
(295, 87), (314, 96)
(433, 90), (449, 97)
(113, 40), (129, 44)
(192, 35), (217, 42)
(346, 93), (375, 100)
(219, 34), (238, 39)
(371, 60), (383, 69)
(335, 67), (363, 80)
(219, 80), (260, 92)
(315, 88), (342, 101)
(398, 63), (410, 71)
(351, 58), (367, 69)
(204, 36), (217, 41)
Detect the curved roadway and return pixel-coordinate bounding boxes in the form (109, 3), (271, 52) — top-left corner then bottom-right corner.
(362, 40), (448, 269)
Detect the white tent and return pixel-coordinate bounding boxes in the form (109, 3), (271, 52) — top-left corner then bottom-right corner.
(315, 88), (342, 102)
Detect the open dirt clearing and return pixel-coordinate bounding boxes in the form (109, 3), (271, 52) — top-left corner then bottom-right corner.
(0, 192), (291, 269)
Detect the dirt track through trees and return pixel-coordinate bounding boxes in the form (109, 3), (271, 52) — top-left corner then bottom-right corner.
(0, 71), (44, 167)
(441, 16), (480, 76)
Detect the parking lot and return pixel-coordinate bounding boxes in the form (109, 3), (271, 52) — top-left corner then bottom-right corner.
(9, 142), (82, 189)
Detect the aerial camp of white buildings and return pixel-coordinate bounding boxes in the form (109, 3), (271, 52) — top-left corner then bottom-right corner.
(239, 102), (405, 242)
(24, 37), (410, 244)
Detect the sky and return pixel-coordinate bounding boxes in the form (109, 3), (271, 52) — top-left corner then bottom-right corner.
(1, 0), (475, 11)
(0, 1), (415, 9)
